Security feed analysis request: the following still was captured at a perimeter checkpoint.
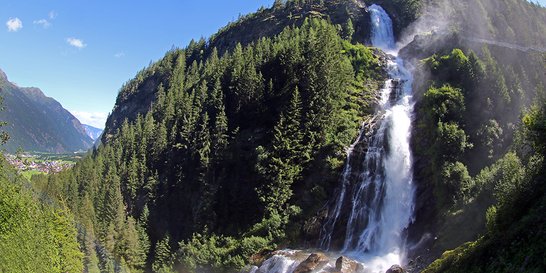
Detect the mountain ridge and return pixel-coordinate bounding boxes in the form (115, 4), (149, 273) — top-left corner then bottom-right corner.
(7, 0), (545, 272)
(0, 68), (94, 153)
(82, 124), (103, 141)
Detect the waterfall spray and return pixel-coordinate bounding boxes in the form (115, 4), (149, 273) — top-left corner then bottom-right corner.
(319, 4), (416, 272)
(250, 4), (416, 273)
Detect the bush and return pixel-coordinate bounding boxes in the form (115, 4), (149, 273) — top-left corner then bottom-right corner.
(177, 233), (273, 273)
(441, 161), (472, 201)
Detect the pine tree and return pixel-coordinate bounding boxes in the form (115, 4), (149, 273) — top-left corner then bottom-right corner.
(169, 51), (186, 96)
(117, 216), (146, 270)
(82, 229), (101, 273)
(152, 235), (173, 272)
(343, 18), (355, 41)
(209, 79), (229, 163)
(257, 87), (303, 221)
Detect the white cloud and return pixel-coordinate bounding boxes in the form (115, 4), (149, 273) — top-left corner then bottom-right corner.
(66, 37), (86, 49)
(71, 111), (108, 129)
(34, 11), (56, 29)
(33, 19), (51, 28)
(6, 17), (23, 32)
(114, 51), (125, 58)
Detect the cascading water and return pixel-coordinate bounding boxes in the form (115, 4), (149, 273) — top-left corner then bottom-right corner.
(319, 4), (416, 271)
(249, 4), (416, 273)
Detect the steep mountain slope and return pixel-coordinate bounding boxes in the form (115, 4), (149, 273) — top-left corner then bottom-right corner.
(0, 69), (93, 153)
(42, 1), (390, 271)
(27, 0), (546, 272)
(102, 0), (421, 141)
(82, 124), (103, 141)
(398, 0), (546, 269)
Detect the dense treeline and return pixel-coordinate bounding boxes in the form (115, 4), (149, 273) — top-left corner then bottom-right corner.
(421, 101), (546, 273)
(103, 0), (421, 136)
(0, 157), (83, 272)
(409, 19), (546, 271)
(3, 0), (543, 272)
(456, 0), (546, 46)
(413, 41), (546, 253)
(35, 18), (384, 272)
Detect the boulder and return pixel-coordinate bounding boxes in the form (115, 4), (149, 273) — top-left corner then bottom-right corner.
(385, 264), (405, 273)
(293, 253), (329, 273)
(335, 256), (365, 273)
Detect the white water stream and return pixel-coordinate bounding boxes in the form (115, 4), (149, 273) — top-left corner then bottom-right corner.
(250, 5), (416, 273)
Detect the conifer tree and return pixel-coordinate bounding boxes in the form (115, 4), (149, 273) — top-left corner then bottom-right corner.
(152, 235), (173, 272)
(257, 87), (303, 222)
(343, 18), (355, 40)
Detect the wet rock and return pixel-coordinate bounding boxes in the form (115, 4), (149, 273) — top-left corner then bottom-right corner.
(385, 264), (405, 273)
(294, 253), (329, 273)
(335, 256), (365, 273)
(405, 255), (429, 273)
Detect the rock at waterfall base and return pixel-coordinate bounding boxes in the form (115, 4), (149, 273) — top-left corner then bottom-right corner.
(335, 256), (365, 273)
(294, 253), (329, 273)
(386, 264), (405, 273)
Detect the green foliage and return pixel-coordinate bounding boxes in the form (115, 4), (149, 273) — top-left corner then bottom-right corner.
(176, 234), (272, 272)
(423, 103), (546, 273)
(484, 206), (497, 233)
(436, 122), (471, 161)
(153, 235), (174, 272)
(0, 159), (83, 273)
(0, 97), (9, 145)
(415, 83), (472, 207)
(522, 103), (546, 154)
(256, 87), (304, 227)
(441, 161), (472, 200)
(414, 35), (546, 264)
(342, 18), (355, 41)
(423, 85), (465, 122)
(477, 119), (503, 159)
(177, 233), (270, 273)
(40, 16), (384, 272)
(473, 152), (525, 206)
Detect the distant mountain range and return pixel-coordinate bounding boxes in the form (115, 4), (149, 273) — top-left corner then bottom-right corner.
(0, 69), (94, 153)
(82, 124), (103, 141)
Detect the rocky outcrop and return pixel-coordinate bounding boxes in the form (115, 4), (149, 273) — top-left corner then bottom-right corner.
(101, 0), (383, 143)
(248, 251), (367, 273)
(385, 265), (405, 273)
(294, 253), (329, 273)
(335, 256), (364, 273)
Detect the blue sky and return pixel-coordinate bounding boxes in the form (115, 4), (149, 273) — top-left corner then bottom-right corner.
(1, 0), (271, 128)
(1, 0), (545, 128)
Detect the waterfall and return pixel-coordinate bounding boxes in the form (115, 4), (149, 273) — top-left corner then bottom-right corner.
(369, 5), (396, 50)
(249, 4), (416, 273)
(319, 3), (416, 271)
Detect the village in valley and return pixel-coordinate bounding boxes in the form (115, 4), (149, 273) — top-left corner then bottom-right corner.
(4, 152), (82, 177)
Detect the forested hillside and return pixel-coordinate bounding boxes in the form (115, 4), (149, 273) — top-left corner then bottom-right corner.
(0, 156), (83, 272)
(1, 0), (544, 272)
(38, 13), (387, 272)
(399, 0), (546, 270)
(102, 0), (420, 139)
